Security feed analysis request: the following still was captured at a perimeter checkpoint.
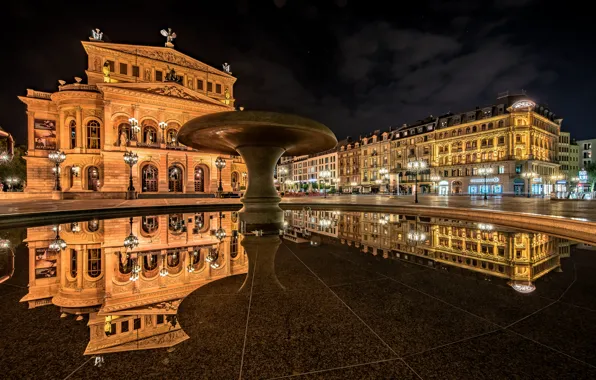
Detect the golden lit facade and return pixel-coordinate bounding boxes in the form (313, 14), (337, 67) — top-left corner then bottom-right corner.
(21, 211), (246, 354)
(19, 40), (246, 198)
(336, 94), (562, 195)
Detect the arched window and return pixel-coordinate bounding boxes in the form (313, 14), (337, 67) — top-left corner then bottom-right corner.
(194, 166), (205, 192)
(488, 122), (493, 130)
(117, 123), (131, 145)
(472, 126), (477, 133)
(144, 253), (159, 271)
(142, 165), (158, 192)
(70, 249), (77, 278)
(87, 249), (102, 278)
(169, 214), (185, 234)
(451, 130), (456, 137)
(230, 231), (239, 258)
(69, 120), (77, 149)
(481, 124), (486, 131)
(166, 129), (177, 146)
(142, 216), (159, 234)
(86, 120), (101, 149)
(231, 172), (239, 191)
(465, 127), (470, 134)
(498, 120), (504, 128)
(118, 252), (133, 274)
(143, 126), (157, 144)
(88, 219), (99, 232)
(169, 166), (183, 192)
(167, 251), (180, 267)
(87, 166), (100, 191)
(194, 213), (205, 233)
(190, 249), (204, 270)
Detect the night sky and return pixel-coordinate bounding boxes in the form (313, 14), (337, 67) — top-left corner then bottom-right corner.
(2, 0), (594, 145)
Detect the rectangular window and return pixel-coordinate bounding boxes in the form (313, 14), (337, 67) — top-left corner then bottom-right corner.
(107, 60), (115, 72)
(215, 83), (222, 93)
(515, 165), (522, 174)
(133, 318), (141, 330)
(197, 79), (204, 90)
(155, 70), (163, 81)
(157, 315), (165, 324)
(207, 82), (213, 92)
(119, 63), (127, 75)
(132, 65), (139, 77)
(121, 320), (129, 333)
(498, 166), (505, 174)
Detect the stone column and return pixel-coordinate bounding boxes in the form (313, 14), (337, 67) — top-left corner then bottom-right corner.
(104, 250), (114, 298)
(77, 248), (84, 290)
(236, 146), (285, 234)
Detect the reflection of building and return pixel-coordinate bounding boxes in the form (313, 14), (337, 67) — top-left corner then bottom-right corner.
(21, 212), (247, 354)
(284, 209), (339, 240)
(336, 211), (564, 287)
(19, 38), (246, 198)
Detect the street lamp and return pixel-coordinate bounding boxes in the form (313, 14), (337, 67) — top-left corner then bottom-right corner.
(214, 211), (226, 241)
(521, 171), (537, 198)
(407, 160), (427, 204)
(430, 175), (441, 194)
(0, 151), (12, 164)
(478, 167), (494, 200)
(215, 157), (226, 196)
(320, 170), (331, 198)
(123, 151), (138, 200)
(407, 229), (426, 246)
(5, 177), (18, 192)
(128, 117), (140, 141)
(48, 150), (66, 191)
(158, 121), (167, 144)
(550, 174), (563, 196)
(379, 168), (389, 193)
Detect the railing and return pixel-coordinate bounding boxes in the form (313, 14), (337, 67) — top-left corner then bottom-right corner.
(26, 89), (52, 99)
(59, 84), (100, 92)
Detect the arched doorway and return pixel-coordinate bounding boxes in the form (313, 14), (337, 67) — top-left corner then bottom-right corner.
(194, 166), (205, 192)
(451, 180), (462, 195)
(142, 165), (158, 192)
(168, 165), (183, 192)
(231, 171), (239, 191)
(87, 166), (100, 191)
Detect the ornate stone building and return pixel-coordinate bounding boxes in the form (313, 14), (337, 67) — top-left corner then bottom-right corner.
(21, 211), (246, 354)
(19, 39), (246, 198)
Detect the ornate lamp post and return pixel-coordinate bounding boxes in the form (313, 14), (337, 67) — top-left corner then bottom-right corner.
(319, 217), (332, 229)
(430, 175), (441, 194)
(48, 225), (67, 252)
(158, 121), (167, 144)
(320, 170), (331, 198)
(128, 117), (140, 141)
(5, 177), (18, 192)
(278, 167), (288, 192)
(123, 151), (138, 200)
(407, 228), (426, 246)
(215, 156), (226, 196)
(48, 150), (66, 191)
(478, 167), (494, 200)
(521, 171), (537, 198)
(214, 211), (226, 241)
(407, 160), (427, 204)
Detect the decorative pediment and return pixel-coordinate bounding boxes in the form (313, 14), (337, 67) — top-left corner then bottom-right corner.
(146, 85), (197, 100)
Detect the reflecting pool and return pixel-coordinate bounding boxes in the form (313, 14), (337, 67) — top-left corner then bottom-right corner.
(1, 208), (595, 379)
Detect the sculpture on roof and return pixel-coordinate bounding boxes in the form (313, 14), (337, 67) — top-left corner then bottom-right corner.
(90, 28), (103, 42)
(160, 28), (177, 48)
(222, 63), (232, 75)
(164, 66), (182, 83)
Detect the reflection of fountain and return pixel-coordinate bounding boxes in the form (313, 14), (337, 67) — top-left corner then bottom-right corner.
(178, 111), (337, 234)
(237, 235), (285, 293)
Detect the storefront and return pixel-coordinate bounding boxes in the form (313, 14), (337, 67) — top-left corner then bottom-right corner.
(531, 177), (543, 195)
(468, 176), (502, 195)
(513, 178), (525, 195)
(438, 180), (449, 195)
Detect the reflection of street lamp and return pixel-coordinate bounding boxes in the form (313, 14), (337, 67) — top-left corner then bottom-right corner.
(407, 160), (427, 204)
(379, 214), (390, 225)
(48, 150), (66, 191)
(128, 117), (140, 141)
(407, 229), (426, 245)
(477, 223), (494, 231)
(123, 217), (139, 250)
(319, 218), (332, 229)
(215, 157), (226, 196)
(521, 171), (537, 198)
(214, 211), (226, 241)
(123, 151), (138, 200)
(478, 167), (494, 200)
(48, 225), (67, 252)
(158, 121), (167, 144)
(320, 170), (331, 198)
(430, 175), (441, 194)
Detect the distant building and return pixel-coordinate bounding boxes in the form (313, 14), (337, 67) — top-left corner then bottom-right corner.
(577, 138), (596, 169)
(558, 131), (580, 179)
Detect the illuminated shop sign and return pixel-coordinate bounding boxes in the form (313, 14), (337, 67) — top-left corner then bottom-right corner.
(470, 177), (499, 183)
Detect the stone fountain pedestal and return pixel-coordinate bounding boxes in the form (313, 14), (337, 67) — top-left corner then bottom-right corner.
(178, 111), (337, 234)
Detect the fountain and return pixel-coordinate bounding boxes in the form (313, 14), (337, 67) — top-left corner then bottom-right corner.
(178, 111), (337, 234)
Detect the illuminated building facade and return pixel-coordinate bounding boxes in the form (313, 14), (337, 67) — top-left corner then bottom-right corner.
(21, 211), (246, 354)
(19, 38), (246, 198)
(290, 149), (338, 192)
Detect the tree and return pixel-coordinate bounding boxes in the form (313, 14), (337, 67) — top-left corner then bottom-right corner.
(0, 145), (27, 191)
(585, 162), (596, 192)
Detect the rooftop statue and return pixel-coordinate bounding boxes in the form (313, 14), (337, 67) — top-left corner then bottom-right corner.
(89, 28), (103, 42)
(222, 63), (232, 75)
(164, 66), (182, 83)
(160, 28), (177, 48)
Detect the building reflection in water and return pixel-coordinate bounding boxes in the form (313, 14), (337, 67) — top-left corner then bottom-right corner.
(285, 209), (569, 293)
(20, 211), (247, 355)
(14, 209), (573, 358)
